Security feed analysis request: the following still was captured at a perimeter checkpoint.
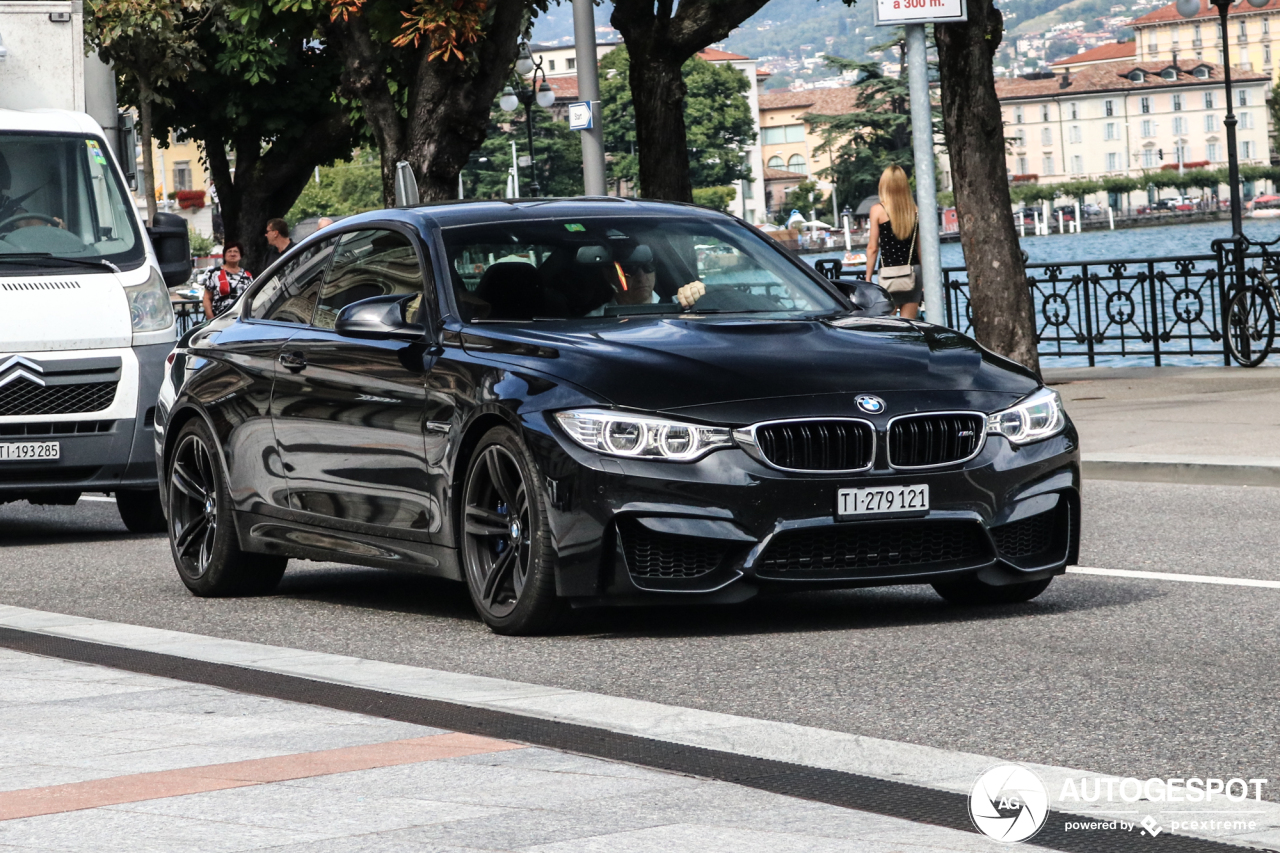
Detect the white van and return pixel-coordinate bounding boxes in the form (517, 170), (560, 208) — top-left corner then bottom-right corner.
(0, 108), (190, 530)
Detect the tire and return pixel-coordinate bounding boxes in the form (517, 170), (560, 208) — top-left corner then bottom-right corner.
(166, 419), (286, 596)
(932, 576), (1053, 606)
(116, 489), (166, 534)
(460, 426), (562, 635)
(1226, 286), (1275, 368)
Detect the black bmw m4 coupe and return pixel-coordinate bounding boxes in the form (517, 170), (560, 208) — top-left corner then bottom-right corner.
(155, 199), (1079, 634)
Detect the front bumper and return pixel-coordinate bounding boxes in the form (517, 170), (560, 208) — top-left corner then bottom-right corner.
(0, 342), (170, 500)
(525, 415), (1081, 604)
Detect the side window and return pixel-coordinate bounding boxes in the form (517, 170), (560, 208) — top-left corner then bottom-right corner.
(314, 229), (425, 330)
(248, 238), (337, 324)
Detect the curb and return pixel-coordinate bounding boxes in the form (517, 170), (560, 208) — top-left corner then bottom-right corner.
(1082, 455), (1280, 488)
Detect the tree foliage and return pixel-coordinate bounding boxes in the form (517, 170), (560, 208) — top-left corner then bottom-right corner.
(287, 150), (384, 221)
(691, 185), (737, 212)
(461, 96), (585, 198)
(141, 0), (356, 271)
(600, 46), (755, 193)
(303, 0), (543, 204)
(85, 0), (208, 222)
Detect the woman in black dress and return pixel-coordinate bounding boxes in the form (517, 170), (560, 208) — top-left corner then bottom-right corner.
(865, 164), (921, 318)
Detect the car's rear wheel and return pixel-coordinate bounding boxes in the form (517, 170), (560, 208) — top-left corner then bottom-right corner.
(460, 426), (561, 635)
(116, 489), (166, 533)
(167, 419), (286, 596)
(932, 576), (1052, 605)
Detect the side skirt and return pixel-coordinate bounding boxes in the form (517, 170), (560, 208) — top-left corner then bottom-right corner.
(233, 510), (463, 582)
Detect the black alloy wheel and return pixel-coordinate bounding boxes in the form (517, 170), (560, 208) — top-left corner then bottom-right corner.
(461, 427), (560, 635)
(932, 576), (1052, 606)
(167, 419), (286, 596)
(1226, 285), (1275, 368)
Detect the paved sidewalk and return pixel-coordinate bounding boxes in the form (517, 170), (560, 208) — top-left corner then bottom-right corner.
(1046, 366), (1280, 485)
(0, 647), (998, 853)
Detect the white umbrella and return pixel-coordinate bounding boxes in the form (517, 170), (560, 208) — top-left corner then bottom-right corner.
(805, 220), (832, 229)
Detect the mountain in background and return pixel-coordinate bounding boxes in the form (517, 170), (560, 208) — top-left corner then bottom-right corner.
(528, 0), (1134, 86)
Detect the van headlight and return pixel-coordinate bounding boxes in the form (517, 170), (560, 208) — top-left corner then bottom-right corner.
(987, 387), (1066, 445)
(125, 267), (175, 333)
(554, 409), (733, 461)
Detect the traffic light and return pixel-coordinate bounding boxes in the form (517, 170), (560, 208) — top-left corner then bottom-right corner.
(1158, 148), (1164, 161)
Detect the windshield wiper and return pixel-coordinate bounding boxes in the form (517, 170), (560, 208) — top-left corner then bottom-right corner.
(0, 253), (120, 273)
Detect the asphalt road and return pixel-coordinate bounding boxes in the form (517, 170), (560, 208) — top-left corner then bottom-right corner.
(1, 480), (1277, 794)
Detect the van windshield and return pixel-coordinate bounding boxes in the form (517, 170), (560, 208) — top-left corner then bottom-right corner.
(0, 133), (144, 270)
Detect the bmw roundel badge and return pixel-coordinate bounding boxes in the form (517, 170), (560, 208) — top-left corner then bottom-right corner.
(856, 394), (886, 415)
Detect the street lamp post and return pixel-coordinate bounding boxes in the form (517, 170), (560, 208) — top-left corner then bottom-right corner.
(500, 42), (556, 198)
(1175, 0), (1266, 239)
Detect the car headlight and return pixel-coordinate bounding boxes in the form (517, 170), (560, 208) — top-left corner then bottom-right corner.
(125, 267), (175, 333)
(987, 387), (1066, 445)
(554, 409), (734, 461)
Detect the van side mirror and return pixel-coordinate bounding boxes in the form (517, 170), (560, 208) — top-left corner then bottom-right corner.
(116, 113), (137, 190)
(334, 294), (424, 341)
(839, 279), (894, 317)
(147, 212), (192, 287)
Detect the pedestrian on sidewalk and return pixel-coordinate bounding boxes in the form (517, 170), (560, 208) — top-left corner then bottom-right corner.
(201, 243), (252, 320)
(262, 218), (294, 272)
(865, 165), (922, 319)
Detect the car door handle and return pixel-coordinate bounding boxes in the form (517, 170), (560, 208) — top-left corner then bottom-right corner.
(278, 351), (307, 372)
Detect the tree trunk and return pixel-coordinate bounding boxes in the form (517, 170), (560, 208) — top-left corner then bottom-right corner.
(936, 2), (1040, 375)
(137, 88), (157, 224)
(629, 51), (693, 202)
(325, 1), (525, 208)
(204, 112), (350, 275)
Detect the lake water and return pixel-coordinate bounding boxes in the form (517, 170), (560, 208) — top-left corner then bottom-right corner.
(804, 219), (1280, 368)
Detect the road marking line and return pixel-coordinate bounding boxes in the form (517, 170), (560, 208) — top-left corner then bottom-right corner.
(1068, 565), (1280, 589)
(77, 495), (115, 503)
(0, 732), (521, 821)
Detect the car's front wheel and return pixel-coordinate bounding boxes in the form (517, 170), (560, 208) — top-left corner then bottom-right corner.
(167, 419), (286, 596)
(932, 576), (1052, 605)
(460, 426), (561, 635)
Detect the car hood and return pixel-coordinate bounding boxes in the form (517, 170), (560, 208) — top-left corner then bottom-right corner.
(460, 315), (1041, 423)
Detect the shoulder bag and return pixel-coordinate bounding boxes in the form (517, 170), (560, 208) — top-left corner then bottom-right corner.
(878, 222), (918, 295)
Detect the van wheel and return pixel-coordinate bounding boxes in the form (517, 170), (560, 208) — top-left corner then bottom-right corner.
(167, 419), (286, 596)
(116, 489), (166, 533)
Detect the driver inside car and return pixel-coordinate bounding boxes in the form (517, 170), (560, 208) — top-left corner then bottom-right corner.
(587, 246), (707, 315)
(0, 152), (64, 233)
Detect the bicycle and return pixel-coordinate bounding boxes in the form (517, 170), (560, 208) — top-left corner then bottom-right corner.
(1225, 272), (1277, 367)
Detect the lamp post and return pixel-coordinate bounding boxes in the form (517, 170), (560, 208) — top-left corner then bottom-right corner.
(500, 42), (556, 197)
(1175, 0), (1265, 239)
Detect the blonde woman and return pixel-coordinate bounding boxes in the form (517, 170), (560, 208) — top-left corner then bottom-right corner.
(865, 164), (921, 318)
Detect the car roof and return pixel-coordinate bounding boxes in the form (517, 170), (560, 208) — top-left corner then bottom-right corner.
(331, 197), (733, 232)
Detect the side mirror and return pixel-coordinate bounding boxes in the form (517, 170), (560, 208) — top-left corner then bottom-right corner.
(334, 294), (424, 340)
(839, 279), (894, 317)
(116, 113), (137, 190)
(147, 212), (192, 287)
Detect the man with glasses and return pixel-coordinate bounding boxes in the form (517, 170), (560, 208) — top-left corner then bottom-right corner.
(586, 246), (706, 315)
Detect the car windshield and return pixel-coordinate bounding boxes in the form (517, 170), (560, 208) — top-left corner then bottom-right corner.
(0, 133), (143, 268)
(440, 215), (843, 323)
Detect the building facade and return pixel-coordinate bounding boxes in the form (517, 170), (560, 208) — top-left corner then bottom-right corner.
(996, 60), (1271, 205)
(1131, 0), (1280, 82)
(757, 88), (860, 219)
